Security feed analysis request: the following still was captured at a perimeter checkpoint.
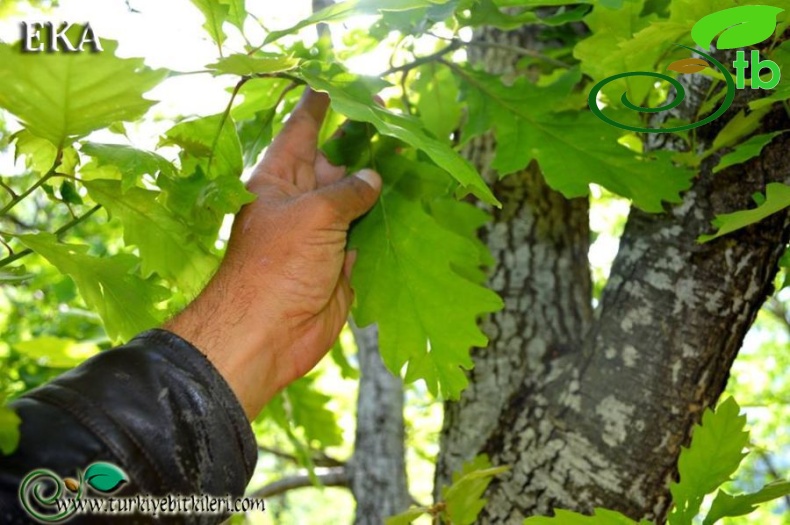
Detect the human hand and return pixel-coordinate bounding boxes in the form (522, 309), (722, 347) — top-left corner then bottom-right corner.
(165, 89), (381, 419)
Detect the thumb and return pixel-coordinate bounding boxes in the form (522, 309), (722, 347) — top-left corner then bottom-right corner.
(315, 169), (382, 224)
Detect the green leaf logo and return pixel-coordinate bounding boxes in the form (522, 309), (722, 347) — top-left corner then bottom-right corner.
(84, 462), (128, 494)
(691, 5), (785, 51)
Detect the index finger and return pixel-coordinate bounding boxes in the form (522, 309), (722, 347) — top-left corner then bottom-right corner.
(259, 88), (330, 184)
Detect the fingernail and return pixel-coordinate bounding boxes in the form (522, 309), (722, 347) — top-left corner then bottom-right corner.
(354, 169), (381, 191)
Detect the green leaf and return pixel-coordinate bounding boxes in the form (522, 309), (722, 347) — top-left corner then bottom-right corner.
(458, 67), (691, 212)
(575, 0), (734, 106)
(573, 0), (656, 105)
(0, 265), (35, 284)
(13, 130), (57, 173)
(84, 462), (128, 493)
(189, 0), (230, 48)
(385, 506), (432, 525)
(710, 106), (772, 153)
(330, 339), (359, 380)
(713, 131), (786, 174)
(264, 0), (449, 44)
(298, 62), (498, 205)
(160, 114), (243, 181)
(668, 397), (749, 525)
(80, 143), (176, 192)
(691, 5), (785, 50)
(703, 481), (790, 525)
(523, 508), (645, 524)
(457, 0), (539, 28)
(84, 179), (218, 294)
(13, 336), (99, 368)
(414, 63), (462, 144)
(441, 455), (509, 525)
(0, 405), (21, 456)
(59, 180), (83, 205)
(350, 154), (503, 398)
(17, 233), (166, 342)
(207, 54), (299, 76)
(698, 183), (790, 243)
(220, 0), (246, 31)
(0, 33), (166, 148)
(263, 375), (343, 449)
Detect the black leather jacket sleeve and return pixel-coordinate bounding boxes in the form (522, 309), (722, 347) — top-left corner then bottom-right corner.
(0, 329), (258, 524)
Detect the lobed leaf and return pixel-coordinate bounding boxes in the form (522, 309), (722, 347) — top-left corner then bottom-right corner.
(442, 455), (509, 525)
(80, 143), (176, 192)
(0, 32), (166, 148)
(350, 154), (502, 398)
(84, 180), (219, 295)
(17, 233), (166, 343)
(523, 508), (648, 525)
(261, 375), (343, 450)
(189, 0), (230, 48)
(713, 131), (787, 174)
(703, 481), (790, 525)
(298, 62), (498, 205)
(668, 397), (749, 524)
(458, 67), (691, 212)
(160, 114), (244, 181)
(698, 183), (790, 243)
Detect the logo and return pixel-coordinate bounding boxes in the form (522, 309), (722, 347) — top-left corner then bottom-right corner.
(20, 22), (103, 53)
(17, 462), (266, 522)
(588, 5), (784, 133)
(19, 462), (128, 522)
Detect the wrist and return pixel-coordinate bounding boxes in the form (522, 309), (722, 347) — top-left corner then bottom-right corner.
(163, 283), (287, 420)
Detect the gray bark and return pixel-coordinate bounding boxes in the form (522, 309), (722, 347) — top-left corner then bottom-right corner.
(437, 27), (790, 524)
(349, 323), (410, 524)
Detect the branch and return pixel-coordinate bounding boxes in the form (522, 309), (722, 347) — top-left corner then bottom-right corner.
(207, 77), (249, 178)
(0, 150), (62, 217)
(0, 204), (101, 269)
(765, 297), (790, 337)
(249, 467), (349, 499)
(0, 179), (17, 199)
(757, 449), (790, 510)
(381, 40), (462, 77)
(427, 32), (570, 68)
(257, 445), (345, 468)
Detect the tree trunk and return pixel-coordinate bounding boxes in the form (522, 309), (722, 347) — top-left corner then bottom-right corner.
(350, 323), (410, 524)
(437, 27), (790, 524)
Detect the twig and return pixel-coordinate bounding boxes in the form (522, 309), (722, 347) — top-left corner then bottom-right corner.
(1, 213), (33, 230)
(381, 40), (463, 77)
(0, 204), (101, 269)
(427, 32), (570, 68)
(0, 236), (12, 257)
(249, 467), (349, 499)
(258, 445), (345, 468)
(0, 179), (17, 199)
(756, 449), (790, 510)
(0, 150), (62, 217)
(206, 77), (249, 178)
(765, 297), (790, 337)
